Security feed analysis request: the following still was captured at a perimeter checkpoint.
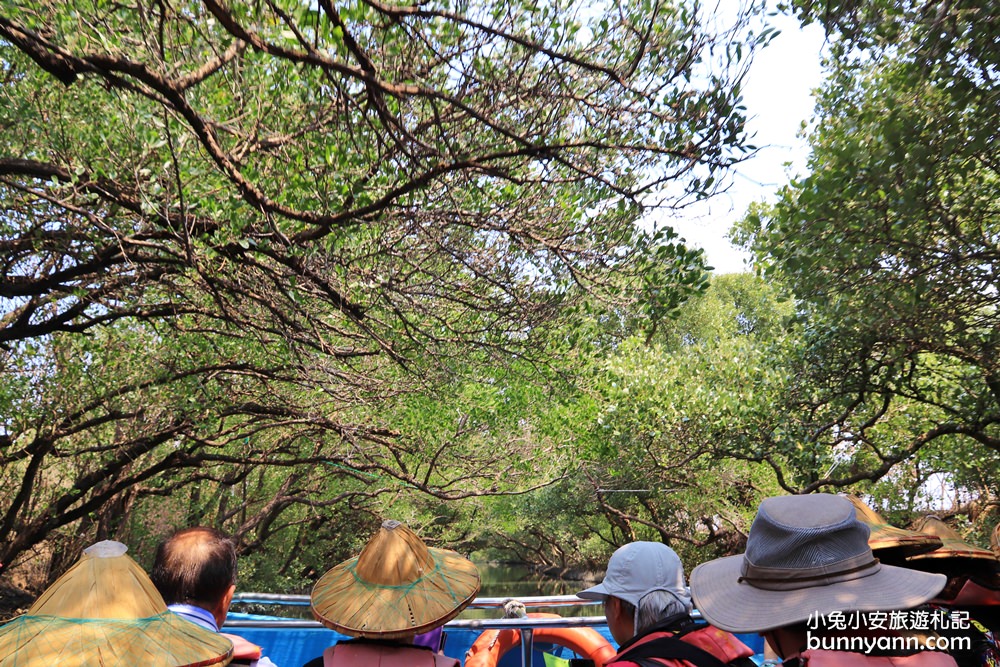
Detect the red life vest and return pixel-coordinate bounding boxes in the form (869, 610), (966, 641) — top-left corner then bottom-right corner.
(795, 650), (958, 666)
(609, 624), (756, 666)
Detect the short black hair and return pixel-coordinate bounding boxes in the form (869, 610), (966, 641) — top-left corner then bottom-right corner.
(151, 526), (237, 607)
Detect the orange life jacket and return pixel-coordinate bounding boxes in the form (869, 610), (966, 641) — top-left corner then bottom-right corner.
(220, 632), (263, 661)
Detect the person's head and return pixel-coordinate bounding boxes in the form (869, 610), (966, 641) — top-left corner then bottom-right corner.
(690, 494), (948, 658)
(578, 542), (692, 645)
(151, 526), (238, 627)
(0, 541), (233, 666)
(842, 494), (942, 566)
(906, 515), (1000, 590)
(847, 498), (1000, 600)
(310, 520), (480, 641)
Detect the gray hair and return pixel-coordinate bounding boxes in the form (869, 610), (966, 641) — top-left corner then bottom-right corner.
(635, 589), (693, 634)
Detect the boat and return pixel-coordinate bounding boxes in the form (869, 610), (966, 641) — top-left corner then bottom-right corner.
(224, 593), (768, 666)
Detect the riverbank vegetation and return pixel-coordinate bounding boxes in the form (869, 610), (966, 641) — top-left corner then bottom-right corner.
(1, 0), (997, 603)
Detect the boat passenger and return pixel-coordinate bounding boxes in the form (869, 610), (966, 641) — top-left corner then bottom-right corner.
(690, 493), (959, 667)
(842, 495), (944, 566)
(302, 519), (480, 667)
(578, 540), (756, 666)
(152, 526), (278, 667)
(0, 540), (233, 666)
(847, 495), (1000, 665)
(906, 515), (1000, 667)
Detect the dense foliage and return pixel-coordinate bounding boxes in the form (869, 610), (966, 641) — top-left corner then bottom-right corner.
(0, 0), (765, 589)
(4, 0), (998, 600)
(737, 1), (1000, 502)
(467, 274), (793, 571)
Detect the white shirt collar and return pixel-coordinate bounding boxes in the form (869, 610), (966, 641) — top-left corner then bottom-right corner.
(167, 603), (219, 632)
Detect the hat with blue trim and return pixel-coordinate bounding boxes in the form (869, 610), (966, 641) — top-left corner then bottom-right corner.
(0, 541), (232, 667)
(310, 520), (480, 639)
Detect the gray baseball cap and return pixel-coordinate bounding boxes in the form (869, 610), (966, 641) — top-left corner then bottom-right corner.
(578, 541), (691, 609)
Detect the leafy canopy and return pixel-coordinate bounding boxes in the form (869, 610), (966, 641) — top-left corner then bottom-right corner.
(0, 0), (766, 583)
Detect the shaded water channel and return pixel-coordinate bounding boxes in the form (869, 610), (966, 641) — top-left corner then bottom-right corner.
(460, 562), (601, 619)
(478, 562), (597, 597)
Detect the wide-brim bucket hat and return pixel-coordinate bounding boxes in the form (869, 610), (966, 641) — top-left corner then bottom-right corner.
(310, 520), (480, 639)
(0, 541), (232, 667)
(690, 494), (947, 634)
(842, 494), (943, 562)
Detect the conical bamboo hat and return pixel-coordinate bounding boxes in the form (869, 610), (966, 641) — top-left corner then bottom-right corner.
(907, 516), (1000, 589)
(909, 516), (997, 561)
(0, 541), (233, 667)
(310, 520), (480, 639)
(843, 495), (943, 561)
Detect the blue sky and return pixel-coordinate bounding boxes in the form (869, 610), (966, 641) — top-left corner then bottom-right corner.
(658, 8), (827, 274)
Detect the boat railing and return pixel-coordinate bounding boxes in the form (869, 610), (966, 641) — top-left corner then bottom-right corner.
(230, 591), (602, 611)
(227, 592), (608, 666)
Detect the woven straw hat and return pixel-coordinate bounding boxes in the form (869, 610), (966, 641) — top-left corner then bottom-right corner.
(310, 520), (480, 639)
(690, 494), (946, 633)
(842, 495), (943, 562)
(907, 516), (1000, 588)
(0, 541), (233, 667)
(909, 516), (998, 562)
